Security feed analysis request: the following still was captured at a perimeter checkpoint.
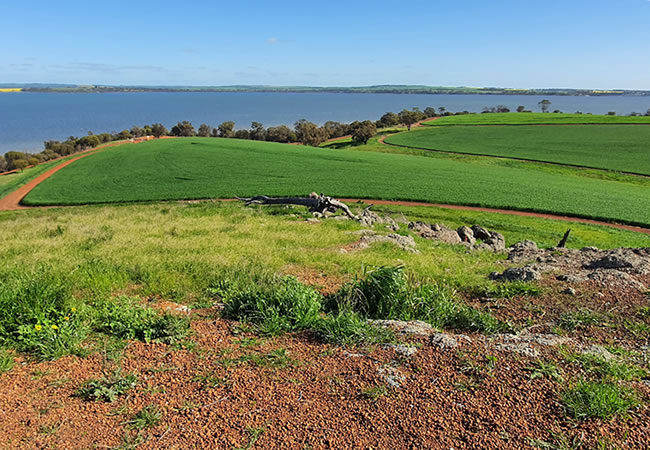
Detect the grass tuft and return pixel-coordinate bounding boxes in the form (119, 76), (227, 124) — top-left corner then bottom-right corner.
(561, 380), (639, 420)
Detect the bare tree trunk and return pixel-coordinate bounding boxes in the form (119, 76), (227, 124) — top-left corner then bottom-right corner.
(557, 229), (571, 248)
(237, 192), (359, 220)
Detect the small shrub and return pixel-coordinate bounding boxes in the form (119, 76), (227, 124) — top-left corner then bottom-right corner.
(221, 276), (322, 335)
(567, 353), (647, 381)
(76, 372), (137, 402)
(94, 296), (190, 344)
(330, 265), (511, 334)
(561, 380), (639, 420)
(16, 317), (88, 360)
(526, 360), (563, 382)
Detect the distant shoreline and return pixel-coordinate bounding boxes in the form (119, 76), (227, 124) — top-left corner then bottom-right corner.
(3, 84), (650, 96)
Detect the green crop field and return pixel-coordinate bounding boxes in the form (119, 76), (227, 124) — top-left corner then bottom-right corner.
(384, 125), (650, 175)
(423, 112), (650, 126)
(23, 137), (650, 226)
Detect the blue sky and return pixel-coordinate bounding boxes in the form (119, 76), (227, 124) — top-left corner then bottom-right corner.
(2, 0), (649, 89)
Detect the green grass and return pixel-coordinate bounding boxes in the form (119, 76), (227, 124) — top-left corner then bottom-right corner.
(76, 371), (137, 402)
(385, 125), (650, 175)
(23, 137), (650, 226)
(561, 380), (640, 420)
(423, 112), (650, 126)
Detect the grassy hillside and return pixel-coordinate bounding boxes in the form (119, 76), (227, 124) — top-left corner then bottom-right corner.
(23, 137), (650, 226)
(423, 112), (650, 126)
(385, 125), (650, 175)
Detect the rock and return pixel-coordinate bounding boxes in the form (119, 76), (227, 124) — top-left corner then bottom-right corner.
(493, 333), (572, 357)
(370, 319), (434, 336)
(490, 266), (542, 282)
(378, 365), (406, 389)
(510, 240), (538, 252)
(581, 246), (599, 252)
(430, 332), (471, 349)
(457, 226), (475, 245)
(471, 225), (492, 241)
(305, 218), (320, 224)
(485, 231), (506, 251)
(587, 248), (650, 274)
(383, 344), (418, 358)
(409, 222), (462, 244)
(562, 287), (577, 296)
(359, 209), (398, 228)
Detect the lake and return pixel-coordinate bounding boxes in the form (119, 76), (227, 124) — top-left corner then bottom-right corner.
(1, 92), (649, 153)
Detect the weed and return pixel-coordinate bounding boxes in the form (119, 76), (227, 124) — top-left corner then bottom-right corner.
(94, 296), (190, 344)
(558, 309), (605, 330)
(107, 404), (129, 416)
(76, 371), (137, 402)
(526, 360), (563, 382)
(0, 348), (14, 374)
(126, 405), (162, 430)
(561, 380), (639, 420)
(193, 371), (228, 388)
(566, 352), (647, 381)
(115, 431), (148, 449)
(361, 384), (388, 401)
(236, 427), (266, 450)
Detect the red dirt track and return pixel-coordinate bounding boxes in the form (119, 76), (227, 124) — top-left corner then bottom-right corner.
(0, 135), (648, 235)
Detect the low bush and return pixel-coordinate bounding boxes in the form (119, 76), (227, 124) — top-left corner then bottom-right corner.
(93, 296), (190, 344)
(221, 276), (322, 335)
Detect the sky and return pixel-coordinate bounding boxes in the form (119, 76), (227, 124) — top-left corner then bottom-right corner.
(1, 0), (649, 89)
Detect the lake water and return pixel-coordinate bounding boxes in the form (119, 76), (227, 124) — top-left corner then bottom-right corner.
(1, 92), (649, 153)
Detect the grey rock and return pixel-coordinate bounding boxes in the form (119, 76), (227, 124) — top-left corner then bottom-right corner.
(384, 344), (418, 358)
(430, 332), (471, 349)
(409, 222), (462, 244)
(510, 240), (539, 252)
(370, 319), (434, 336)
(471, 225), (492, 241)
(490, 266), (542, 282)
(378, 365), (406, 388)
(582, 345), (615, 361)
(457, 226), (476, 245)
(562, 287), (577, 296)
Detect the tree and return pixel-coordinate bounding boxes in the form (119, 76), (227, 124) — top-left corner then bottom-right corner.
(77, 135), (100, 149)
(218, 121), (235, 138)
(398, 109), (419, 131)
(496, 105), (510, 113)
(170, 121), (196, 137)
(323, 121), (349, 138)
(294, 119), (328, 146)
(27, 157), (40, 166)
(646, 108), (650, 117)
(130, 125), (145, 137)
(234, 129), (250, 140)
(377, 112), (399, 128)
(115, 130), (133, 140)
(538, 99), (551, 113)
(151, 123), (168, 138)
(424, 107), (437, 117)
(197, 123), (212, 137)
(266, 125), (296, 143)
(438, 106), (447, 116)
(13, 159), (28, 171)
(516, 106), (525, 113)
(350, 120), (376, 144)
(0, 155), (6, 172)
(249, 122), (266, 141)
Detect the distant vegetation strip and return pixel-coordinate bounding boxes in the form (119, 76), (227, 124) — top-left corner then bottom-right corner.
(24, 137), (650, 227)
(384, 125), (650, 176)
(423, 112), (650, 126)
(7, 83), (650, 96)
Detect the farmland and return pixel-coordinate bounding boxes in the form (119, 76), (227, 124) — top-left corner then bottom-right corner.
(23, 137), (650, 226)
(423, 112), (650, 126)
(384, 125), (650, 175)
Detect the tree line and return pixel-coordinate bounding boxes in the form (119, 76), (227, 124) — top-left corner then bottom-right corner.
(0, 106), (441, 173)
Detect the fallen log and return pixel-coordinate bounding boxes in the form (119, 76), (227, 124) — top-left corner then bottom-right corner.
(237, 192), (359, 220)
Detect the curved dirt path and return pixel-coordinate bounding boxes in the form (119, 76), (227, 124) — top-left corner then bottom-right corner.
(0, 140), (141, 211)
(1, 136), (648, 235)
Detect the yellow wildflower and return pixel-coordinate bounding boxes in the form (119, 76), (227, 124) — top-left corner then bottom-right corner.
(34, 324), (42, 331)
(51, 324), (58, 330)
(64, 316), (70, 321)
(71, 307), (77, 312)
